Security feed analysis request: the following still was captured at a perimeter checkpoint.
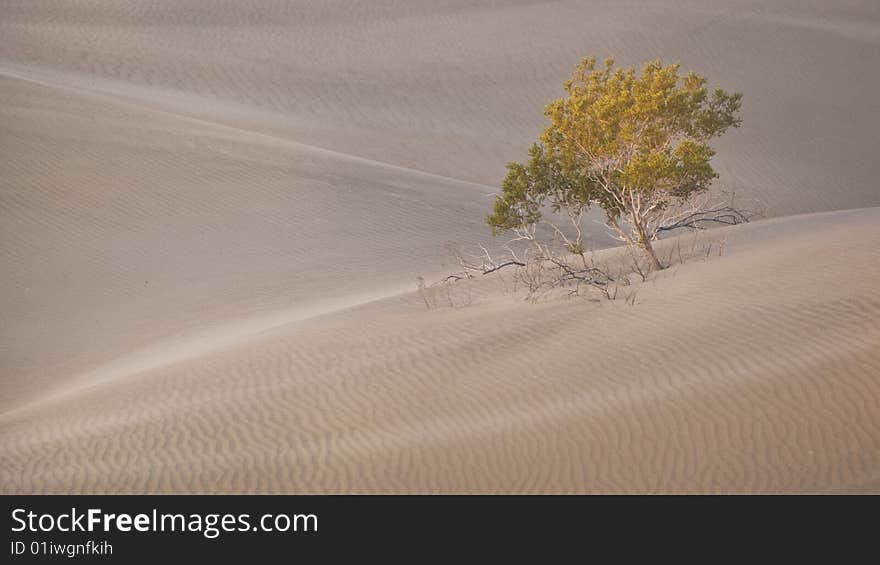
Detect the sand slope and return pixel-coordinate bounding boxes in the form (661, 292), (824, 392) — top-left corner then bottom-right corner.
(2, 2), (880, 493)
(3, 1), (879, 210)
(0, 72), (496, 408)
(2, 208), (879, 493)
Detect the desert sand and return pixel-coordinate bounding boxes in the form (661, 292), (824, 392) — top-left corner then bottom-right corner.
(1, 1), (879, 493)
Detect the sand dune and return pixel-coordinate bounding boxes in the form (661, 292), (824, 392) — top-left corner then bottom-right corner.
(0, 71), (497, 409)
(2, 2), (879, 493)
(3, 209), (879, 493)
(3, 1), (879, 210)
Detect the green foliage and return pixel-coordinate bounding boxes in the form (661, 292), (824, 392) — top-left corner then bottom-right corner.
(487, 56), (742, 269)
(489, 143), (596, 234)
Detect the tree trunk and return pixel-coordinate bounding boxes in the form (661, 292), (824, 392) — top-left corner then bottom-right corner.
(631, 213), (664, 271)
(640, 237), (664, 272)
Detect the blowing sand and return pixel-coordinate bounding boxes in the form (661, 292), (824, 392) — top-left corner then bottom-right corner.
(2, 1), (879, 493)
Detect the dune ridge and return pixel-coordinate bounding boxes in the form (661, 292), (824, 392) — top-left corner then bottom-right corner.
(3, 1), (879, 208)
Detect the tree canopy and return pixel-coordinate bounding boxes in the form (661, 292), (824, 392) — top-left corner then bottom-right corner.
(488, 57), (742, 270)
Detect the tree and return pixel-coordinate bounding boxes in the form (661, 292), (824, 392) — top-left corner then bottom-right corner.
(488, 57), (743, 271)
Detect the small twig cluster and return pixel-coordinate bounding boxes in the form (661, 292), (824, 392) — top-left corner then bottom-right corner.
(654, 192), (763, 236)
(422, 192), (758, 310)
(417, 275), (474, 310)
(433, 224), (615, 304)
